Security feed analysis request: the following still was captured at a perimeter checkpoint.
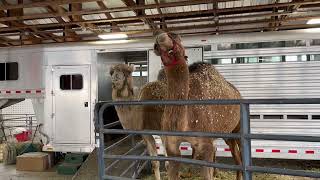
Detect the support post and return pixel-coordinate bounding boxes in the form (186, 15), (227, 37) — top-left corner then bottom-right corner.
(240, 103), (252, 180)
(98, 105), (107, 180)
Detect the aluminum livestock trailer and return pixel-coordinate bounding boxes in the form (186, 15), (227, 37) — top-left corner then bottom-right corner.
(0, 41), (202, 153)
(0, 29), (320, 160)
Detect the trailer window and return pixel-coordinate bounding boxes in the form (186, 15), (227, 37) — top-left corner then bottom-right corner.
(60, 75), (71, 90)
(0, 62), (18, 81)
(217, 40), (306, 50)
(72, 74), (83, 90)
(311, 39), (320, 46)
(6, 62), (18, 80)
(60, 74), (83, 90)
(0, 63), (4, 81)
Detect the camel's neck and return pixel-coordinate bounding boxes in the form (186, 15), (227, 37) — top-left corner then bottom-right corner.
(112, 84), (137, 130)
(111, 84), (134, 101)
(163, 61), (189, 131)
(165, 63), (189, 99)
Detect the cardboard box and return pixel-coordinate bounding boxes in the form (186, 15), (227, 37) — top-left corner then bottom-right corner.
(16, 152), (49, 171)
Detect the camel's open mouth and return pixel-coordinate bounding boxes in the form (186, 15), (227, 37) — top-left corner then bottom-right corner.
(154, 31), (188, 67)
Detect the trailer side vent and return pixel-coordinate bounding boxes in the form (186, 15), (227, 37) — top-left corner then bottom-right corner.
(312, 115), (320, 119)
(250, 115), (260, 119)
(287, 115), (308, 119)
(264, 115), (283, 119)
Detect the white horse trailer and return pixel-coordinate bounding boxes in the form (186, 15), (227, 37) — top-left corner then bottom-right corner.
(0, 44), (202, 153)
(0, 29), (320, 160)
(0, 46), (147, 152)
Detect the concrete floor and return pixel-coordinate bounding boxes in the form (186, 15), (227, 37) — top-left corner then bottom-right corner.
(0, 163), (72, 180)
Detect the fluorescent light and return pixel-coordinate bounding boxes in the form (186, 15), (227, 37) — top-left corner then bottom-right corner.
(304, 28), (320, 33)
(307, 19), (320, 24)
(98, 33), (128, 40)
(89, 39), (136, 45)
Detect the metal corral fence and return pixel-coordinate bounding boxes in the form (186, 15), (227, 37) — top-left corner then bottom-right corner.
(95, 99), (320, 180)
(0, 114), (37, 141)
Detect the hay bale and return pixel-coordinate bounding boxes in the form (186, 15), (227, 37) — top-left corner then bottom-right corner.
(2, 141), (42, 165)
(3, 142), (16, 165)
(0, 143), (4, 162)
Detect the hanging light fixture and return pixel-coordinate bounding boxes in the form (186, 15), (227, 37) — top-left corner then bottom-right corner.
(307, 19), (320, 24)
(98, 33), (128, 40)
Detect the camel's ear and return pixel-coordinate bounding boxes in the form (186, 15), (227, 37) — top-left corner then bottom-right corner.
(128, 64), (135, 73)
(174, 33), (182, 43)
(109, 65), (115, 76)
(153, 43), (161, 56)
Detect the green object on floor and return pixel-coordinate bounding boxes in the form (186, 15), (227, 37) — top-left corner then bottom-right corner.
(56, 153), (88, 175)
(19, 143), (39, 155)
(65, 153), (88, 164)
(57, 163), (82, 175)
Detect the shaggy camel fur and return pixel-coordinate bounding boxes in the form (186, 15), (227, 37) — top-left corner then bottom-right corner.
(158, 67), (242, 178)
(110, 64), (166, 180)
(154, 31), (242, 180)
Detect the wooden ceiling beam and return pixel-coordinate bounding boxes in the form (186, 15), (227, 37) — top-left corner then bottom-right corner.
(122, 0), (156, 29)
(0, 6), (294, 25)
(43, 3), (83, 42)
(63, 3), (82, 42)
(0, 0), (104, 10)
(96, 1), (120, 32)
(5, 14), (320, 37)
(154, 0), (167, 29)
(276, 0), (305, 29)
(30, 0), (73, 42)
(268, 0), (279, 31)
(6, 0), (67, 44)
(69, 2), (103, 35)
(0, 0), (290, 22)
(3, 22), (320, 47)
(6, 0), (41, 45)
(0, 9), (316, 33)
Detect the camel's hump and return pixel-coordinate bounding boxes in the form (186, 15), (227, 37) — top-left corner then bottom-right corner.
(188, 62), (215, 73)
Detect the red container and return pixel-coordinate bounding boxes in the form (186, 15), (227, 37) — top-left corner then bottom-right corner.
(15, 131), (31, 142)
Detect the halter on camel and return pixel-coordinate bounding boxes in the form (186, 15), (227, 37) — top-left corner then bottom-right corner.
(154, 32), (188, 67)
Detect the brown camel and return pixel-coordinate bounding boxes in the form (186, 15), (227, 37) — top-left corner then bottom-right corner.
(153, 31), (242, 180)
(110, 64), (167, 180)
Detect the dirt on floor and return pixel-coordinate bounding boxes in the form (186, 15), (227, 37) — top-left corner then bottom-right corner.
(140, 158), (320, 180)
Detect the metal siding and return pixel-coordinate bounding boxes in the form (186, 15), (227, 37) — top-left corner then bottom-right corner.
(44, 50), (93, 65)
(216, 61), (320, 100)
(0, 51), (44, 99)
(209, 61), (320, 159)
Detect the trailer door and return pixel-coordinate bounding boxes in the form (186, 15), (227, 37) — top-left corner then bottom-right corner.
(52, 65), (91, 144)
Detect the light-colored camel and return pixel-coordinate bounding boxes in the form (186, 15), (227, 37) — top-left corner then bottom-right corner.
(109, 64), (167, 180)
(154, 31), (242, 180)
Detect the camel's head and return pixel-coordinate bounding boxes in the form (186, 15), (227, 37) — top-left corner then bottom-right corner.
(153, 30), (187, 67)
(109, 64), (135, 90)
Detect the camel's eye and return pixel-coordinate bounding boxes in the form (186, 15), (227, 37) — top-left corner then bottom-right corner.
(112, 72), (125, 82)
